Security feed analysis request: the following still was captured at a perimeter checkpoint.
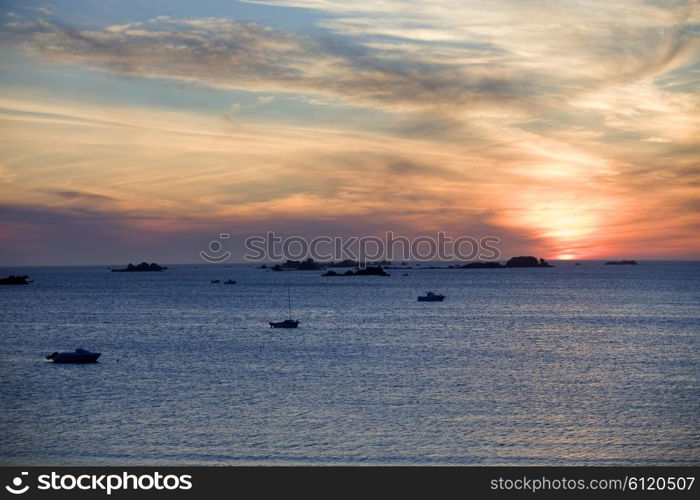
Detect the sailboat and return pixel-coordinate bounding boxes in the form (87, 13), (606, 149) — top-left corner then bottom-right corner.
(270, 286), (299, 328)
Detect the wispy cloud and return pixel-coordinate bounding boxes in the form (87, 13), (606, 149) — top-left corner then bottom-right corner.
(1, 1), (699, 261)
(1, 16), (556, 114)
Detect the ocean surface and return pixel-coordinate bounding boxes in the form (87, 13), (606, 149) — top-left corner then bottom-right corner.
(1, 261), (698, 465)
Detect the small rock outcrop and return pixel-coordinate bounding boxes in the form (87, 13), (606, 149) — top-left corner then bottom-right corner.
(271, 258), (325, 270)
(0, 275), (29, 285)
(505, 256), (553, 268)
(452, 262), (505, 269)
(322, 265), (390, 276)
(111, 262), (168, 272)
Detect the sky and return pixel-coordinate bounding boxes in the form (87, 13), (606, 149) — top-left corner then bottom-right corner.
(0, 0), (699, 265)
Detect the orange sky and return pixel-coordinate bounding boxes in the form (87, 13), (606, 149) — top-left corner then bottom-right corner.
(1, 1), (699, 264)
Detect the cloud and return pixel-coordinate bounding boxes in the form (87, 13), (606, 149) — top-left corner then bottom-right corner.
(1, 2), (699, 261)
(245, 1), (700, 80)
(42, 189), (117, 202)
(2, 91), (698, 261)
(1, 16), (554, 114)
(0, 199), (551, 265)
(27, 6), (53, 16)
(0, 96), (497, 219)
(4, 3), (696, 148)
(224, 102), (241, 121)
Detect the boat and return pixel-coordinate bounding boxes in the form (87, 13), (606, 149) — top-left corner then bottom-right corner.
(211, 279), (220, 283)
(269, 318), (299, 328)
(224, 279), (236, 284)
(270, 287), (299, 328)
(418, 291), (445, 302)
(46, 348), (101, 363)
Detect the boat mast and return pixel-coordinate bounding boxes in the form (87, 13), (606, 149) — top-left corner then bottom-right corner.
(287, 286), (292, 319)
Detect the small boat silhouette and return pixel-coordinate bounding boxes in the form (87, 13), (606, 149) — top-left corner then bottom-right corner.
(46, 348), (101, 363)
(418, 291), (445, 302)
(224, 279), (236, 284)
(269, 319), (299, 328)
(270, 287), (299, 328)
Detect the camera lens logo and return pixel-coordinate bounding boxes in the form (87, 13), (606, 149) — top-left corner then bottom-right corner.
(199, 233), (232, 263)
(5, 472), (29, 495)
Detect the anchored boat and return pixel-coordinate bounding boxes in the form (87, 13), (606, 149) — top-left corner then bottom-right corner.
(418, 291), (445, 302)
(46, 348), (101, 363)
(270, 287), (299, 328)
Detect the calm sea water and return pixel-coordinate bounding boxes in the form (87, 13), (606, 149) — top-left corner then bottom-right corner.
(1, 261), (698, 465)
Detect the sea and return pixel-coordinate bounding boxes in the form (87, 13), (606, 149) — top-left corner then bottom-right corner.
(0, 261), (698, 465)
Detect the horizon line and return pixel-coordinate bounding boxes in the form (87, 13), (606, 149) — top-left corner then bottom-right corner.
(2, 258), (700, 269)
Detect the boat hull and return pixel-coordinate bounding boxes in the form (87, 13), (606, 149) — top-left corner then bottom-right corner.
(47, 350), (101, 363)
(269, 320), (299, 328)
(50, 353), (101, 363)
